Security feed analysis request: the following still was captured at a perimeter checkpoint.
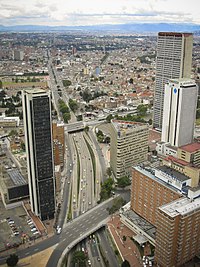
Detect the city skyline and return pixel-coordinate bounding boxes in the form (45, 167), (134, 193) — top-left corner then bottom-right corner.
(1, 0), (200, 26)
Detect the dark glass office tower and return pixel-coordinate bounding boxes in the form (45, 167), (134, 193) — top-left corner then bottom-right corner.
(22, 89), (55, 221)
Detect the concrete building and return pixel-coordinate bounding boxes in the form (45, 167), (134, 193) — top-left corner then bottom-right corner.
(13, 50), (24, 61)
(153, 32), (193, 130)
(162, 79), (197, 147)
(0, 167), (29, 206)
(0, 114), (20, 128)
(52, 121), (65, 168)
(156, 141), (177, 157)
(178, 142), (200, 167)
(22, 88), (55, 221)
(155, 197), (200, 267)
(162, 155), (200, 187)
(110, 120), (148, 179)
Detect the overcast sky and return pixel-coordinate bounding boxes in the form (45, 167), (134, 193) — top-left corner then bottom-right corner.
(0, 0), (199, 26)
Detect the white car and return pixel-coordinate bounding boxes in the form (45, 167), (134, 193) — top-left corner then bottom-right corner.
(57, 227), (62, 234)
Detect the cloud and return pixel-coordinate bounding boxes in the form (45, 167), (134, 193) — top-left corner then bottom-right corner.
(0, 0), (199, 26)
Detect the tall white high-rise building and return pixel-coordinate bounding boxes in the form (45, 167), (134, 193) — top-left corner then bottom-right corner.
(22, 88), (56, 221)
(161, 79), (198, 147)
(153, 32), (193, 130)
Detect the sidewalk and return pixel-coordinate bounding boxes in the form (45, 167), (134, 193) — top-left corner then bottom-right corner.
(107, 214), (145, 267)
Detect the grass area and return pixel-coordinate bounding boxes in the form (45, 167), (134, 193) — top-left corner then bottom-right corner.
(84, 135), (96, 195)
(106, 228), (123, 265)
(196, 118), (200, 126)
(73, 139), (80, 200)
(67, 187), (72, 221)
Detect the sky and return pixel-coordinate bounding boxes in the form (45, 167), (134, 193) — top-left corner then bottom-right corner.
(0, 0), (200, 26)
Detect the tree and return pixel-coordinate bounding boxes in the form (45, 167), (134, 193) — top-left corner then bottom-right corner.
(21, 142), (25, 151)
(6, 254), (19, 267)
(106, 167), (112, 177)
(84, 126), (89, 132)
(77, 114), (83, 121)
(137, 104), (148, 117)
(129, 78), (133, 84)
(106, 114), (113, 123)
(108, 197), (125, 214)
(69, 98), (78, 112)
(121, 260), (131, 267)
(71, 251), (87, 267)
(100, 177), (114, 201)
(63, 112), (71, 123)
(62, 80), (71, 87)
(0, 80), (2, 89)
(117, 176), (131, 188)
(9, 130), (18, 137)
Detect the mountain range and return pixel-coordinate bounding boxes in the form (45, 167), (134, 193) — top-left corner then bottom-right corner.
(0, 23), (200, 33)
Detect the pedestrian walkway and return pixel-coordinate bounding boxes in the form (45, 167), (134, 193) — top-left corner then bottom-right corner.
(107, 214), (144, 267)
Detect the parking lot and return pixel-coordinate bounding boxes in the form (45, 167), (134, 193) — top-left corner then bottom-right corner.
(0, 201), (41, 253)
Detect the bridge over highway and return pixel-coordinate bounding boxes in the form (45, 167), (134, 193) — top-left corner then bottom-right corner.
(46, 196), (117, 267)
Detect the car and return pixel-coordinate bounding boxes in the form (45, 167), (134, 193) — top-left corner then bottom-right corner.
(88, 202), (91, 205)
(57, 227), (62, 234)
(31, 228), (37, 232)
(8, 220), (15, 225)
(33, 231), (39, 235)
(14, 232), (19, 236)
(97, 257), (100, 261)
(88, 259), (91, 265)
(149, 261), (152, 266)
(28, 221), (33, 225)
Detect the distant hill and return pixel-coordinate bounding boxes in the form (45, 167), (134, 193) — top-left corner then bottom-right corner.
(0, 23), (200, 33)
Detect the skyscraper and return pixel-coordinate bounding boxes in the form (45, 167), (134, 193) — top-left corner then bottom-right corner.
(110, 120), (148, 179)
(161, 79), (197, 147)
(153, 32), (193, 130)
(22, 88), (55, 221)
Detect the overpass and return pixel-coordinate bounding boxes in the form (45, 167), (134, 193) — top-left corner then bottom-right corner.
(46, 196), (118, 267)
(64, 121), (85, 133)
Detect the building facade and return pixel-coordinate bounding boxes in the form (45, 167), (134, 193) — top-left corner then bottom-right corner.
(110, 120), (148, 179)
(155, 197), (200, 267)
(153, 32), (193, 130)
(131, 166), (183, 225)
(52, 121), (65, 168)
(178, 142), (200, 167)
(22, 88), (55, 221)
(161, 79), (197, 147)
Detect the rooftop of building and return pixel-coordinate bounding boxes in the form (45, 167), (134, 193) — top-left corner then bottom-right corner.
(111, 119), (148, 135)
(24, 88), (46, 95)
(7, 169), (27, 186)
(179, 142), (200, 153)
(159, 196), (200, 217)
(158, 32), (193, 37)
(157, 165), (190, 182)
(120, 207), (156, 240)
(169, 78), (196, 87)
(134, 165), (187, 193)
(164, 155), (189, 166)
